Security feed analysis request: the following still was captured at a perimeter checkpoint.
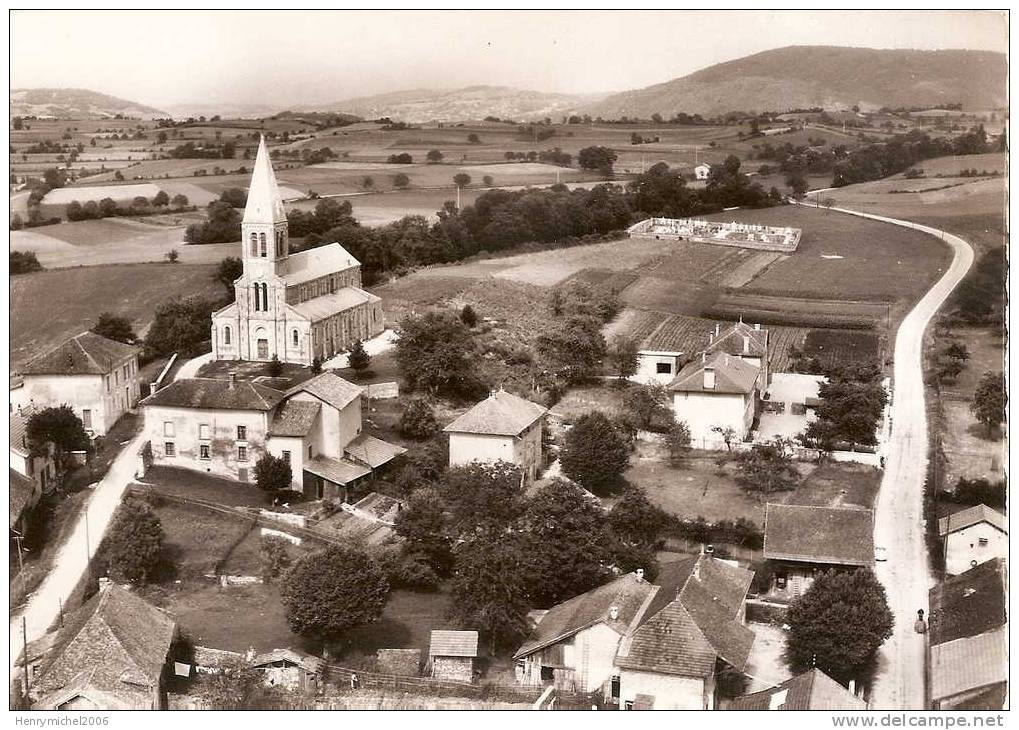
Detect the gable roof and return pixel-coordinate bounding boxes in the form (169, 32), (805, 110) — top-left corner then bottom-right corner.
(666, 352), (760, 395)
(10, 407), (34, 456)
(269, 399), (321, 437)
(344, 433), (406, 469)
(10, 469), (36, 529)
(930, 626), (1008, 702)
(514, 573), (653, 659)
(289, 286), (380, 322)
(141, 378), (284, 411)
(286, 371), (363, 411)
(938, 504), (1007, 536)
(764, 504), (874, 567)
(928, 558), (1007, 646)
(616, 599), (718, 677)
(728, 669), (867, 711)
(705, 321), (769, 359)
(444, 389), (547, 437)
(243, 135), (286, 224)
(32, 585), (176, 709)
(250, 648), (324, 674)
(429, 630), (479, 658)
(283, 243), (361, 286)
(21, 331), (139, 377)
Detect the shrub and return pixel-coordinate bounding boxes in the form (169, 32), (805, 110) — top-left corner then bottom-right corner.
(399, 397), (439, 440)
(259, 535), (293, 582)
(98, 498), (164, 583)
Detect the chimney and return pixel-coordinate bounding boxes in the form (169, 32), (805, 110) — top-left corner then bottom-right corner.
(754, 323), (761, 331)
(743, 335), (750, 354)
(608, 606), (620, 621)
(714, 323), (721, 337)
(98, 577), (111, 593)
(705, 544), (714, 558)
(703, 366), (716, 390)
(228, 372), (237, 388)
(635, 568), (645, 582)
(149, 382), (158, 396)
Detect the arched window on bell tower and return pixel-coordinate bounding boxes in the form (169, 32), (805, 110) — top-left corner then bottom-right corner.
(259, 233), (267, 258)
(249, 233), (257, 257)
(261, 283), (269, 311)
(252, 283), (260, 311)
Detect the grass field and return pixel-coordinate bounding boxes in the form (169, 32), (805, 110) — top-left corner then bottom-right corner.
(10, 262), (224, 369)
(44, 182), (162, 204)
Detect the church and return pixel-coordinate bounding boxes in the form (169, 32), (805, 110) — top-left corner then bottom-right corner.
(211, 136), (384, 366)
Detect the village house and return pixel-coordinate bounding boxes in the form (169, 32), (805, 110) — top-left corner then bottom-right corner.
(9, 406), (58, 535)
(428, 630), (479, 682)
(762, 504), (874, 599)
(444, 389), (547, 481)
(514, 553), (755, 710)
(937, 504), (1007, 576)
(726, 669), (867, 711)
(928, 559), (1007, 710)
(17, 331), (141, 437)
(667, 352), (762, 447)
(27, 580), (178, 710)
(704, 321), (770, 388)
(211, 137), (384, 366)
(140, 371), (403, 497)
(250, 649), (324, 694)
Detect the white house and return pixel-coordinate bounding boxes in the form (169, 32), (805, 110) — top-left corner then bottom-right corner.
(704, 321), (770, 388)
(17, 331), (141, 437)
(632, 320), (770, 389)
(444, 389), (547, 481)
(938, 504), (1007, 576)
(667, 352), (762, 447)
(694, 163), (711, 180)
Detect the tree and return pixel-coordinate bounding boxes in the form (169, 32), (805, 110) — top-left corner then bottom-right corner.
(440, 461), (526, 536)
(608, 487), (666, 548)
(387, 153), (413, 164)
(361, 175), (374, 190)
(91, 312), (136, 344)
(943, 342), (970, 361)
(662, 421), (691, 466)
(560, 411), (630, 494)
(536, 314), (605, 384)
(99, 498), (164, 583)
(254, 453), (292, 496)
(395, 311), (479, 396)
(144, 296), (217, 358)
(482, 175), (494, 186)
(803, 366), (887, 449)
(215, 256), (243, 294)
(259, 535), (292, 583)
(399, 396), (439, 440)
(610, 335), (639, 380)
(26, 406), (90, 460)
(394, 487), (454, 576)
(165, 249), (179, 263)
(448, 534), (531, 653)
(184, 200), (241, 245)
(971, 371), (1005, 436)
(218, 187), (248, 208)
(453, 172), (471, 188)
(521, 479), (612, 607)
(785, 568), (893, 684)
(99, 197), (118, 217)
(735, 438), (800, 495)
(392, 172), (410, 189)
(267, 354), (283, 377)
(467, 133), (481, 144)
(152, 190), (170, 207)
(170, 193), (189, 209)
(577, 145), (617, 175)
(460, 304), (477, 327)
(347, 338), (371, 373)
(426, 149), (444, 164)
(280, 546), (389, 639)
(11, 250), (42, 274)
(786, 171), (808, 198)
(618, 383), (673, 436)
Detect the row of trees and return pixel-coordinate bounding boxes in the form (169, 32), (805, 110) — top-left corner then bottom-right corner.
(65, 192), (190, 221)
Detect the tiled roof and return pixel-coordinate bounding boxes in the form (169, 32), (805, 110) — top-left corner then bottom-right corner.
(616, 599), (718, 677)
(10, 469), (36, 529)
(728, 669), (867, 711)
(287, 371), (363, 411)
(289, 286), (379, 322)
(304, 455), (370, 486)
(514, 573), (653, 658)
(32, 585), (176, 710)
(667, 352), (760, 395)
(250, 648), (324, 674)
(930, 626), (1008, 702)
(192, 645), (245, 671)
(632, 694), (656, 710)
(21, 331), (138, 377)
(764, 504), (874, 567)
(429, 630), (479, 658)
(444, 389), (547, 437)
(9, 407), (34, 456)
(705, 322), (769, 359)
(269, 400), (321, 437)
(928, 558), (1007, 646)
(283, 243), (361, 286)
(938, 504), (1007, 536)
(344, 433), (406, 469)
(141, 378), (284, 411)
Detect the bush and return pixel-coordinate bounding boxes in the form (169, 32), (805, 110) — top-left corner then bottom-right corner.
(399, 397), (439, 440)
(11, 250), (42, 274)
(259, 535), (292, 582)
(254, 453), (292, 495)
(98, 498), (164, 583)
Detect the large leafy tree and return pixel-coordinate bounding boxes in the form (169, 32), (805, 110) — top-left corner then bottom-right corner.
(280, 546), (389, 639)
(735, 438), (800, 495)
(215, 256), (243, 295)
(610, 334), (639, 380)
(144, 296), (217, 359)
(26, 406), (90, 458)
(394, 487), (454, 576)
(399, 396), (439, 440)
(254, 453), (292, 496)
(559, 411), (630, 494)
(99, 498), (164, 583)
(521, 479), (612, 607)
(785, 568), (893, 684)
(395, 311), (480, 396)
(91, 312), (136, 344)
(617, 383), (674, 436)
(803, 365), (887, 449)
(440, 461), (526, 536)
(971, 371), (1005, 436)
(607, 487), (667, 577)
(449, 534), (532, 653)
(536, 314), (605, 384)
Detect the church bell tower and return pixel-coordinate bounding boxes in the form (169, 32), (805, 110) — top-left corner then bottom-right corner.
(241, 135), (289, 280)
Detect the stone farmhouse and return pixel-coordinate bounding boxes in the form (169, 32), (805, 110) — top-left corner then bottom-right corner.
(140, 371), (403, 498)
(444, 389), (547, 481)
(727, 669), (867, 711)
(514, 553), (755, 710)
(17, 331), (141, 437)
(10, 406), (58, 535)
(762, 504), (874, 599)
(937, 504), (1007, 576)
(211, 136), (384, 367)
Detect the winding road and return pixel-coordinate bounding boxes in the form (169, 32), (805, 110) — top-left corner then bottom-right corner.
(798, 200), (975, 710)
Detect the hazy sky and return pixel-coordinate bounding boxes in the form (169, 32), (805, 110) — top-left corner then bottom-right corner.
(10, 10), (1008, 108)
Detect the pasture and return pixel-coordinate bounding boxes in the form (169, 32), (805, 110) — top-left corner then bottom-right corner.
(10, 262), (224, 369)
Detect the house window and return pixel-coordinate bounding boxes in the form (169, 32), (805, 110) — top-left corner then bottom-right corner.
(82, 409), (92, 429)
(237, 425), (246, 441)
(281, 450), (291, 464)
(979, 537), (990, 547)
(163, 421), (174, 437)
(200, 444), (211, 460)
(308, 444), (313, 459)
(250, 233), (258, 256)
(259, 232), (267, 257)
(540, 666), (555, 682)
(165, 442), (176, 457)
(237, 446), (248, 462)
(775, 572), (788, 590)
(623, 701), (634, 711)
(224, 326), (231, 345)
(199, 424), (211, 440)
(292, 329), (299, 347)
(656, 362), (672, 375)
(610, 675), (620, 700)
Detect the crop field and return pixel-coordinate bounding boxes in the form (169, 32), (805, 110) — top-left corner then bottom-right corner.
(706, 291), (890, 329)
(10, 262), (223, 369)
(43, 182), (163, 204)
(802, 329), (881, 367)
(891, 152), (1005, 178)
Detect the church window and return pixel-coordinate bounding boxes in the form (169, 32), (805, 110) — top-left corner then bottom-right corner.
(261, 283), (269, 311)
(250, 233), (257, 256)
(253, 284), (260, 311)
(259, 232), (267, 257)
(330, 277), (336, 294)
(224, 326), (231, 345)
(292, 329), (299, 347)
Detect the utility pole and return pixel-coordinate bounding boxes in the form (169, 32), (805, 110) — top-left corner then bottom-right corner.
(84, 509), (92, 582)
(13, 534), (26, 599)
(455, 185), (461, 211)
(22, 617), (29, 698)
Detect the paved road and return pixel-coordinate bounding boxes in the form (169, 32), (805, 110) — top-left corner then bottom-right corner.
(797, 201), (974, 709)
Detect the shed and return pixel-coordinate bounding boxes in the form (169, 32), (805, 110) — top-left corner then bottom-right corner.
(428, 630), (479, 682)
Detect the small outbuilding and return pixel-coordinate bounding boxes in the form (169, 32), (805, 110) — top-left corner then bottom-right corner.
(250, 648), (324, 694)
(937, 503), (1007, 576)
(428, 630), (479, 682)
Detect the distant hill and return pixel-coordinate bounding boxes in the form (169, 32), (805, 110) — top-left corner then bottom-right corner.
(160, 102), (288, 121)
(306, 85), (606, 123)
(10, 88), (169, 119)
(582, 46), (1007, 118)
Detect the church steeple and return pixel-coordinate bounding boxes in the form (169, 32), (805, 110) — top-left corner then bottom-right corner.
(241, 135), (289, 276)
(244, 135), (287, 224)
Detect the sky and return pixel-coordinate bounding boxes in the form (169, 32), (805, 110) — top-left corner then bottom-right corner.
(10, 10), (1008, 109)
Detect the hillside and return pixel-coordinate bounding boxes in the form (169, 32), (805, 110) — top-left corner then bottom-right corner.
(307, 85), (606, 123)
(10, 88), (169, 119)
(583, 46), (1007, 118)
